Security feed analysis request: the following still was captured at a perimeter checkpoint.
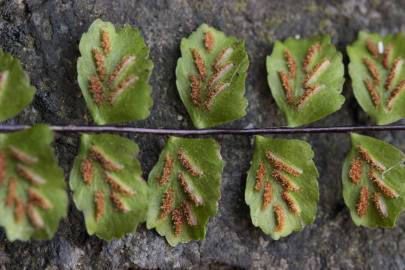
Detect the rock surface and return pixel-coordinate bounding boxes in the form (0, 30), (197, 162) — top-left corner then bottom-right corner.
(0, 0), (405, 269)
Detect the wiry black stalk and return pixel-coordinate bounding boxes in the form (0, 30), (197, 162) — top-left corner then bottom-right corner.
(0, 124), (403, 135)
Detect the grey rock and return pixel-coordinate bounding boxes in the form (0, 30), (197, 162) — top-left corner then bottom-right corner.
(0, 0), (405, 269)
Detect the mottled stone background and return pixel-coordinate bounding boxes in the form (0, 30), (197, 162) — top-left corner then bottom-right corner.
(0, 0), (405, 269)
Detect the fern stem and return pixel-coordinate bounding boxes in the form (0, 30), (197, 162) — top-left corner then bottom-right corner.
(0, 124), (403, 135)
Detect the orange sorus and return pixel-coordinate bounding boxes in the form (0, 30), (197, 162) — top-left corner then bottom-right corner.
(363, 58), (381, 85)
(210, 62), (233, 85)
(281, 191), (300, 214)
(296, 85), (321, 109)
(109, 75), (139, 104)
(178, 148), (202, 177)
(272, 170), (300, 192)
(303, 59), (330, 87)
(94, 190), (105, 222)
(303, 43), (321, 71)
(204, 31), (214, 53)
(157, 154), (174, 186)
(6, 178), (16, 207)
(92, 48), (106, 80)
(255, 161), (266, 191)
(101, 30), (111, 55)
(266, 150), (302, 177)
(172, 207), (184, 236)
(189, 75), (201, 107)
(27, 204), (44, 229)
(109, 55), (136, 85)
(81, 158), (93, 185)
(9, 146), (38, 165)
(178, 172), (204, 206)
(214, 47), (233, 70)
(356, 186), (369, 217)
(363, 79), (380, 107)
(90, 145), (124, 172)
(366, 39), (379, 59)
(17, 164), (46, 185)
(204, 82), (230, 110)
(284, 49), (297, 78)
(28, 188), (53, 209)
(349, 158), (362, 184)
(14, 198), (25, 223)
(372, 192), (388, 218)
(382, 44), (393, 69)
(262, 181), (272, 210)
(368, 169), (398, 199)
(105, 173), (135, 196)
(191, 48), (206, 80)
(387, 80), (405, 110)
(88, 75), (104, 105)
(357, 145), (386, 172)
(273, 204), (285, 232)
(384, 58), (403, 90)
(278, 71), (295, 105)
(110, 191), (129, 212)
(160, 188), (174, 219)
(182, 201), (197, 226)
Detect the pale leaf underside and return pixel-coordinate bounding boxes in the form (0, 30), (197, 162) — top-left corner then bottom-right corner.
(361, 39), (404, 111)
(176, 24), (249, 129)
(343, 133), (405, 227)
(245, 136), (319, 240)
(278, 43), (328, 108)
(348, 32), (405, 124)
(147, 137), (223, 246)
(0, 125), (67, 240)
(0, 49), (35, 122)
(78, 19), (153, 124)
(70, 134), (148, 240)
(267, 37), (344, 127)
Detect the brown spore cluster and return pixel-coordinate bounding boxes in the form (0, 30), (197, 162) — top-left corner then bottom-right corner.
(361, 39), (405, 111)
(350, 144), (397, 219)
(187, 30), (235, 110)
(277, 42), (329, 109)
(88, 29), (138, 107)
(254, 148), (304, 233)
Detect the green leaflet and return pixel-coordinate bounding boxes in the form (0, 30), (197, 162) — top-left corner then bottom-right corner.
(245, 136), (319, 240)
(266, 36), (345, 127)
(0, 124), (67, 241)
(0, 48), (35, 122)
(146, 137), (224, 246)
(347, 32), (405, 125)
(176, 24), (249, 129)
(77, 19), (153, 124)
(342, 133), (405, 228)
(69, 134), (148, 240)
